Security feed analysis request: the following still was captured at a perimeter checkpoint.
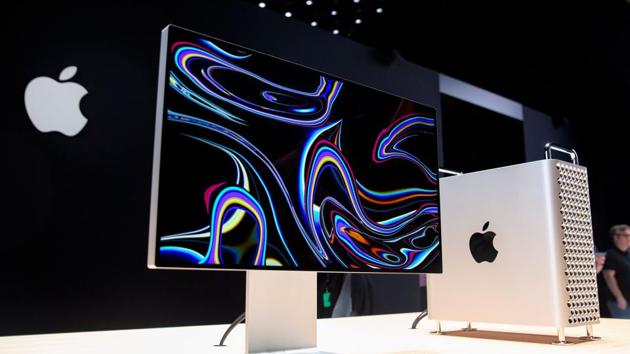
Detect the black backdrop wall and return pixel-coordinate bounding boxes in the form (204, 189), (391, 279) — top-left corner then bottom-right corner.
(2, 0), (442, 335)
(3, 0), (581, 336)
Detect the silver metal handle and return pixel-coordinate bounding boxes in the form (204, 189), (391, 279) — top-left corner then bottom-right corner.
(544, 143), (579, 165)
(439, 168), (463, 176)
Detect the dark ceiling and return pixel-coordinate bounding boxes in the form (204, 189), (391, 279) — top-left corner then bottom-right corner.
(247, 0), (629, 121)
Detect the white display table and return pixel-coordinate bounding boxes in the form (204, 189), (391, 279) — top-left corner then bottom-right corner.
(1, 313), (629, 354)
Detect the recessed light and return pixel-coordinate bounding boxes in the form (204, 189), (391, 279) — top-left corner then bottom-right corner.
(331, 10), (338, 16)
(355, 18), (362, 24)
(376, 7), (383, 13)
(258, 2), (266, 8)
(353, 0), (360, 3)
(306, 0), (313, 5)
(285, 12), (292, 18)
(332, 29), (339, 35)
(310, 21), (317, 27)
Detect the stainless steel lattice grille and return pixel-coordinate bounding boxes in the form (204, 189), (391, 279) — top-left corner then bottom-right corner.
(557, 162), (600, 325)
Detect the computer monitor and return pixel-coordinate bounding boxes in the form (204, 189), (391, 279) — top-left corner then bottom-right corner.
(148, 24), (442, 352)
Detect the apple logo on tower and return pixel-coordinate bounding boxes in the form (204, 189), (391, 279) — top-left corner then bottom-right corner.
(469, 221), (498, 263)
(24, 66), (88, 137)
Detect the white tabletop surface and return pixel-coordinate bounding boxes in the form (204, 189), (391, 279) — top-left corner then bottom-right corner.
(1, 313), (629, 354)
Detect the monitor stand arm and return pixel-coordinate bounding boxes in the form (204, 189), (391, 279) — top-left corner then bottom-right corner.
(244, 270), (317, 353)
(215, 312), (245, 347)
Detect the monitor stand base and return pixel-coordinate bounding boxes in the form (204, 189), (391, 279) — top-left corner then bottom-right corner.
(246, 270), (317, 353)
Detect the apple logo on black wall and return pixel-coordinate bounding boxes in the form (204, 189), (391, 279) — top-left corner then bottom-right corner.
(24, 66), (88, 137)
(469, 221), (498, 263)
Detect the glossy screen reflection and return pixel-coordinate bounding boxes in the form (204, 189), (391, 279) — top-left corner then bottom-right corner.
(152, 26), (442, 273)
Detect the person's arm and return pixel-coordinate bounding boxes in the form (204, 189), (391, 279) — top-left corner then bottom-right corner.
(603, 269), (628, 310)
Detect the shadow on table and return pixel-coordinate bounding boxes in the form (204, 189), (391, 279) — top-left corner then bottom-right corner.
(441, 329), (591, 345)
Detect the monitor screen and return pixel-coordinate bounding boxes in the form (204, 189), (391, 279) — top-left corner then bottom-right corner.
(148, 25), (441, 273)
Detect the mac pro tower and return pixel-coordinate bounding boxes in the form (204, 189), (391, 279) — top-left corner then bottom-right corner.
(428, 156), (599, 344)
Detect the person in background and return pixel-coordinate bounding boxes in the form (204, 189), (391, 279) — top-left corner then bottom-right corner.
(418, 274), (428, 311)
(595, 249), (611, 317)
(317, 273), (373, 318)
(603, 224), (630, 319)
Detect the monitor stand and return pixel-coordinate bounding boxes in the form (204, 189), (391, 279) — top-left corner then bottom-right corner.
(245, 270), (317, 353)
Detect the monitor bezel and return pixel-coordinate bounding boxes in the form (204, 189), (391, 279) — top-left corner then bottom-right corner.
(148, 24), (443, 274)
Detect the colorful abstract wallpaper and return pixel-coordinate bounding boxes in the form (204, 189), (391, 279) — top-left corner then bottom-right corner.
(152, 25), (441, 272)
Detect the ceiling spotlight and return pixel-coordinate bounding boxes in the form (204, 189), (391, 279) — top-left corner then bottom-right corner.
(355, 18), (362, 24)
(331, 10), (338, 16)
(310, 21), (317, 27)
(258, 2), (266, 8)
(332, 29), (339, 35)
(285, 11), (292, 18)
(376, 7), (383, 13)
(353, 0), (360, 3)
(306, 0), (313, 5)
